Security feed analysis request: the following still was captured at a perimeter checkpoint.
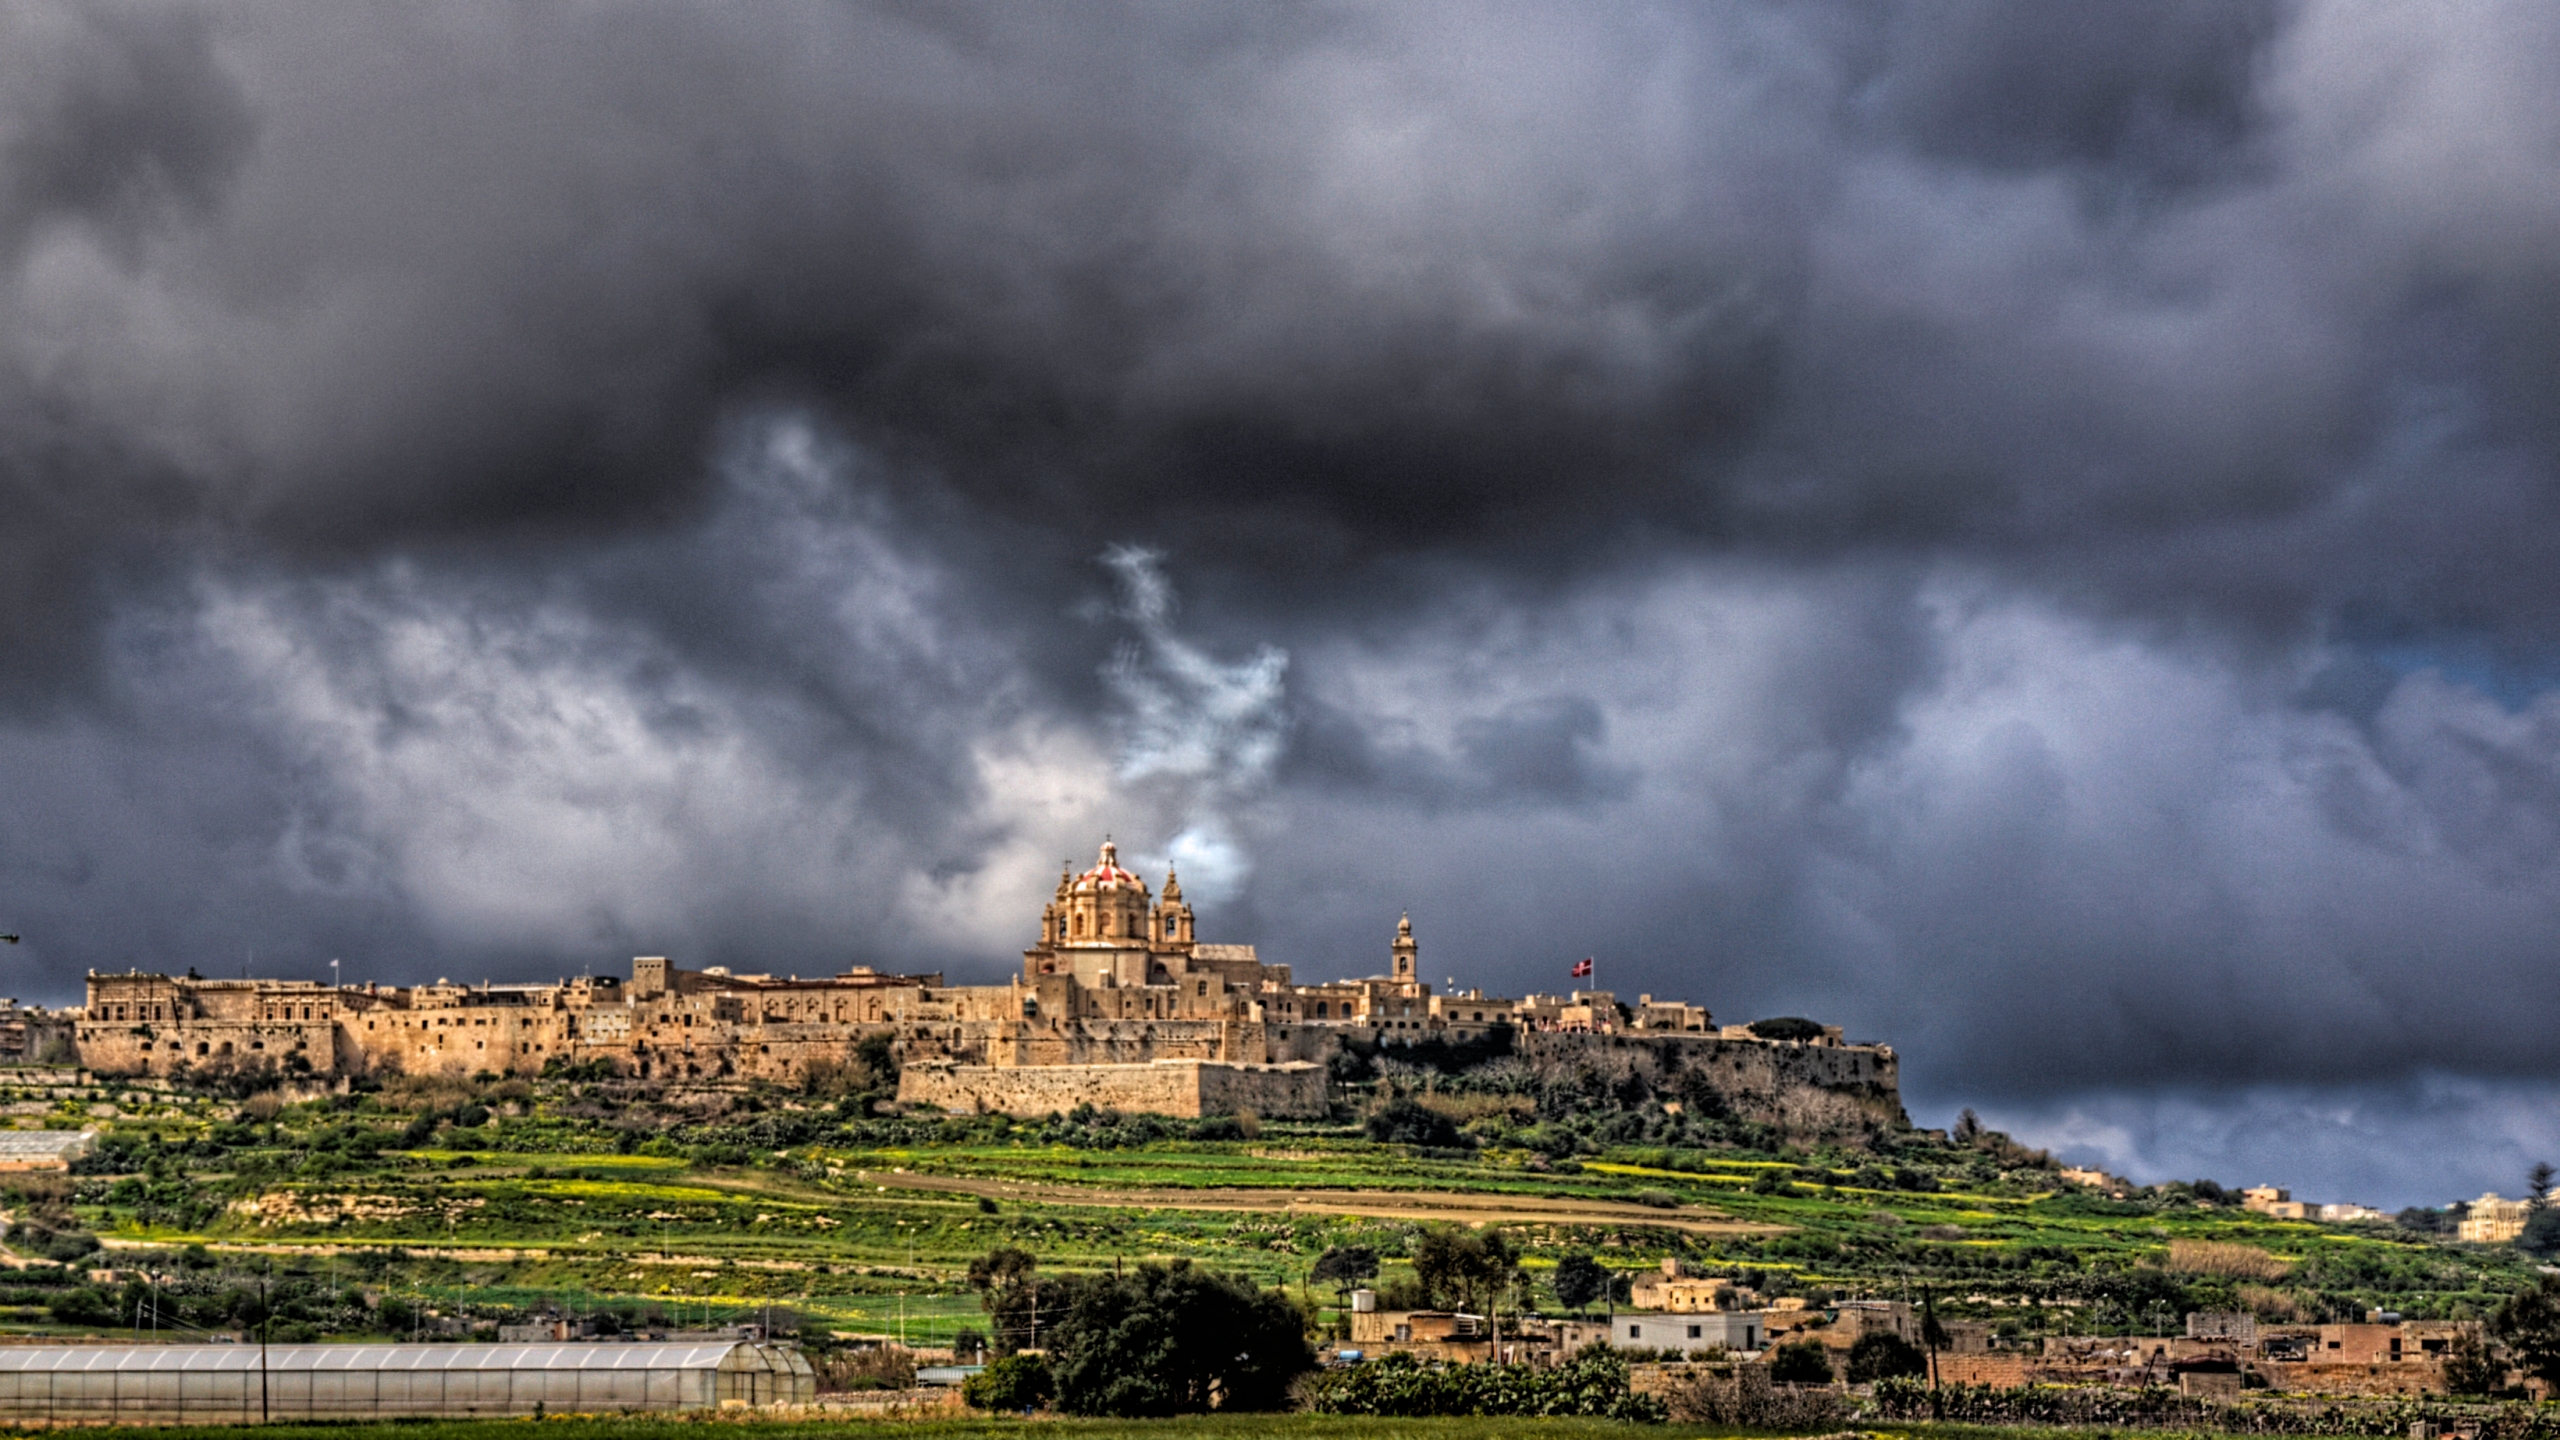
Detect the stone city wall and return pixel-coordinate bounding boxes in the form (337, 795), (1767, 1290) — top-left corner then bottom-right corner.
(1516, 1031), (1906, 1136)
(897, 1059), (1327, 1118)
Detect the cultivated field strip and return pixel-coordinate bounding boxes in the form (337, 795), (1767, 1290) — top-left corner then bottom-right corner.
(849, 1169), (1781, 1235)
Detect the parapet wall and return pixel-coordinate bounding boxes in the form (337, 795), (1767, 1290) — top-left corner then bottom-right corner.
(1517, 1032), (1905, 1136)
(897, 1060), (1327, 1119)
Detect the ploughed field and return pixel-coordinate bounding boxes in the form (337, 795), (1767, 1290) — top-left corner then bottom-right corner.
(6, 1070), (2538, 1347)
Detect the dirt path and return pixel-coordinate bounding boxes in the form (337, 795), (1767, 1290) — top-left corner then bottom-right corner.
(849, 1170), (1780, 1235)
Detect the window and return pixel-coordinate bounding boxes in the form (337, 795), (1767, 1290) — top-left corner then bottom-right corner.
(1628, 1324), (1642, 1338)
(1197, 981), (1209, 997)
(1689, 1325), (1702, 1339)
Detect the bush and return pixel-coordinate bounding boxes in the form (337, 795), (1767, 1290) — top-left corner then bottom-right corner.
(1301, 1347), (1666, 1421)
(1769, 1339), (1834, 1384)
(1746, 1017), (1824, 1042)
(961, 1353), (1051, 1412)
(1365, 1098), (1465, 1149)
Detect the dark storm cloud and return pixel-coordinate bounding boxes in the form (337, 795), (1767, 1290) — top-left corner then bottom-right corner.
(6, 1), (2560, 1194)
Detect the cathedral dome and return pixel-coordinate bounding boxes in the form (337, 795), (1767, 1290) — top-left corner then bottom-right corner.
(1073, 840), (1148, 896)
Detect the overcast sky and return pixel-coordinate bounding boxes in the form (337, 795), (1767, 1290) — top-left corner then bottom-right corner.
(5, 2), (2559, 1208)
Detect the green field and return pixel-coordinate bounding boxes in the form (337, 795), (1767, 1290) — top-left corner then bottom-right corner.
(0, 1064), (2534, 1351)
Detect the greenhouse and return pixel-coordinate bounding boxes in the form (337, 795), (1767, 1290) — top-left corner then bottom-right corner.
(0, 1341), (814, 1422)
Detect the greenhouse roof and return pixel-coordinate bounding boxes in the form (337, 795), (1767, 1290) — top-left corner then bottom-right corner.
(0, 1132), (94, 1156)
(0, 1344), (749, 1373)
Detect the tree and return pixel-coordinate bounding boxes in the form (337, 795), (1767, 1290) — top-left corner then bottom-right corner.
(1747, 1017), (1823, 1042)
(2397, 1205), (2455, 1235)
(2443, 1326), (2506, 1397)
(1411, 1226), (1518, 1314)
(2519, 1206), (2560, 1261)
(1045, 1260), (1313, 1416)
(967, 1246), (1071, 1355)
(1845, 1332), (1928, 1383)
(1952, 1109), (1982, 1144)
(2492, 1275), (2560, 1391)
(2532, 1162), (2556, 1208)
(1308, 1245), (1379, 1302)
(961, 1354), (1052, 1412)
(1770, 1340), (1835, 1385)
(1551, 1253), (1608, 1314)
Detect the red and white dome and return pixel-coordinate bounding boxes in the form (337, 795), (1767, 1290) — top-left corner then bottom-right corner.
(1073, 841), (1147, 894)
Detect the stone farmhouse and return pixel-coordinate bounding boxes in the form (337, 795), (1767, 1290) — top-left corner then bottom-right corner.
(75, 841), (1899, 1122)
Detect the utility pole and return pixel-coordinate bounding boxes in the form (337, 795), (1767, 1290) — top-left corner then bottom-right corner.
(258, 1269), (272, 1424)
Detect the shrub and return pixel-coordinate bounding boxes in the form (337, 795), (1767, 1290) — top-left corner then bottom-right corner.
(961, 1353), (1051, 1412)
(1300, 1346), (1665, 1421)
(1365, 1098), (1465, 1149)
(1746, 1017), (1823, 1042)
(1769, 1339), (1834, 1384)
(1634, 1188), (1679, 1209)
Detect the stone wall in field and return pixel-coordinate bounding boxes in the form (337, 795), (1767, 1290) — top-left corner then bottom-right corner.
(896, 1058), (1328, 1118)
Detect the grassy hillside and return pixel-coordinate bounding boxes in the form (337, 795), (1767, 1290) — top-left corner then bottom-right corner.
(1, 1065), (2535, 1348)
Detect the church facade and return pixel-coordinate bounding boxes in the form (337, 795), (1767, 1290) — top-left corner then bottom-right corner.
(73, 841), (1882, 1121)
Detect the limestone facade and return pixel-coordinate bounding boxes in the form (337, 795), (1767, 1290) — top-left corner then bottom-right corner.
(75, 839), (1900, 1122)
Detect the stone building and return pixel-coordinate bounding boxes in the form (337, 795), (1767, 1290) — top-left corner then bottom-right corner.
(76, 839), (1902, 1123)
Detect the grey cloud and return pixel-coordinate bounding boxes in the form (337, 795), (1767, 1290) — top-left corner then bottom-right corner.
(5, 2), (2560, 1200)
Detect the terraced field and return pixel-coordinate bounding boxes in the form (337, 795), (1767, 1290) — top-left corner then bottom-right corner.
(0, 1068), (2530, 1349)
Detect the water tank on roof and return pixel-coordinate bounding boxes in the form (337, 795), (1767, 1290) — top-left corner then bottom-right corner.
(1351, 1289), (1377, 1313)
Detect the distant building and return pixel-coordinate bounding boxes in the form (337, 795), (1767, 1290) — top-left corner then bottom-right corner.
(1630, 1259), (1749, 1313)
(1614, 1312), (1764, 1356)
(2319, 1203), (2386, 1224)
(2243, 1186), (2310, 1220)
(2458, 1193), (2533, 1244)
(2187, 1312), (2260, 1347)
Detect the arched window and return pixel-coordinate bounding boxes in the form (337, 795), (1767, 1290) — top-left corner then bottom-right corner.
(1314, 1001), (1328, 1018)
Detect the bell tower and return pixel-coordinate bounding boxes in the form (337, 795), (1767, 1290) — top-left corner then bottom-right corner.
(1152, 867), (1195, 949)
(1392, 913), (1418, 985)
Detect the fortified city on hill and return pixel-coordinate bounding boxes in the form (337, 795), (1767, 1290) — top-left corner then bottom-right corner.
(75, 840), (1902, 1127)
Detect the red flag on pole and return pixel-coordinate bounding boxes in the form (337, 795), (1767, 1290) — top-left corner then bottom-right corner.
(1571, 957), (1593, 978)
